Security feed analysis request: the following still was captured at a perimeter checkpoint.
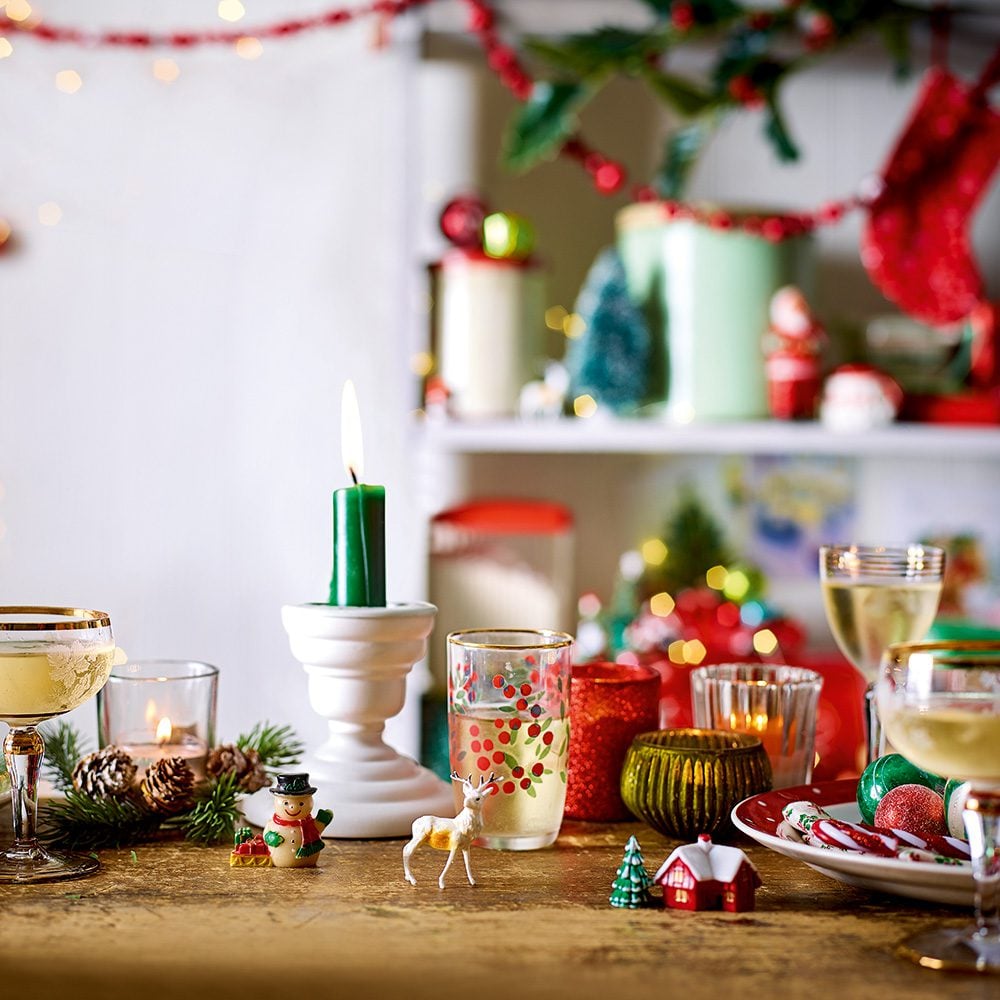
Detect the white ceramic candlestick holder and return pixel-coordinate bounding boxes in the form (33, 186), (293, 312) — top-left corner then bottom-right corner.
(242, 601), (453, 838)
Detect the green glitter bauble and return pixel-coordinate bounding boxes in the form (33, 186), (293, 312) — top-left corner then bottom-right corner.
(856, 753), (945, 825)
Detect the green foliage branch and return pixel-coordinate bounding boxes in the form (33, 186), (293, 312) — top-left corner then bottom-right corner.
(503, 0), (929, 196)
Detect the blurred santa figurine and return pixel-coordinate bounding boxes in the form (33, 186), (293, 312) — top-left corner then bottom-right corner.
(763, 286), (825, 420)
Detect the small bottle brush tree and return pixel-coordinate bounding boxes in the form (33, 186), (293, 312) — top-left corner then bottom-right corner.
(610, 834), (653, 909)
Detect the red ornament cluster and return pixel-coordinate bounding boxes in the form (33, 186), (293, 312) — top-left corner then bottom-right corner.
(0, 0), (432, 47)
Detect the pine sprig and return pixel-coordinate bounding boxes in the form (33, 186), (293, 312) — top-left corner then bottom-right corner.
(39, 721), (90, 793)
(171, 771), (241, 845)
(40, 791), (161, 851)
(37, 719), (302, 852)
(237, 722), (304, 772)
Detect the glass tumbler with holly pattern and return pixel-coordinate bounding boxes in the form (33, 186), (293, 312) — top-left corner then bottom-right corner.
(447, 629), (574, 849)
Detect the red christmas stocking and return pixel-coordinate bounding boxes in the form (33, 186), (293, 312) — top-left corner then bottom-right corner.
(861, 56), (1000, 327)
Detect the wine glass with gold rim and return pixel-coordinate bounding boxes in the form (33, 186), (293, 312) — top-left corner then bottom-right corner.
(878, 640), (1000, 974)
(0, 607), (115, 883)
(820, 544), (944, 764)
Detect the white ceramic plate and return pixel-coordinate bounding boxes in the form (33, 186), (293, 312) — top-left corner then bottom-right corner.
(732, 778), (974, 907)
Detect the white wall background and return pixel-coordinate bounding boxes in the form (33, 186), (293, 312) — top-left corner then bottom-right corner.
(0, 2), (425, 750)
(2, 1), (999, 752)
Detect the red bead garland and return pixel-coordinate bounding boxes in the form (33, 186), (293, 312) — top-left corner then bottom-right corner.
(0, 0), (434, 47)
(0, 0), (875, 231)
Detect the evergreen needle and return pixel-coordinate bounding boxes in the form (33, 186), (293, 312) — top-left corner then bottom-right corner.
(39, 721), (90, 793)
(173, 771), (241, 844)
(237, 721), (304, 771)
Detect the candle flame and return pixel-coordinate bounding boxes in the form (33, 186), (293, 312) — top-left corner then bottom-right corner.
(156, 716), (173, 744)
(341, 379), (364, 483)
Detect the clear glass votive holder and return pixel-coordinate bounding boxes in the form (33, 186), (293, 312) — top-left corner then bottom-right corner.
(690, 663), (822, 788)
(447, 628), (573, 850)
(565, 662), (660, 822)
(97, 660), (218, 782)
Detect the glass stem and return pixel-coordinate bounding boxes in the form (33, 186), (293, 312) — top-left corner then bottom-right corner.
(864, 683), (885, 765)
(4, 726), (43, 847)
(964, 789), (1000, 941)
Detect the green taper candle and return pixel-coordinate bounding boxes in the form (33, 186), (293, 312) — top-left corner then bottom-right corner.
(329, 380), (387, 607)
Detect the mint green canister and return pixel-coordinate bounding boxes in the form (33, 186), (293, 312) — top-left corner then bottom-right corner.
(617, 203), (813, 421)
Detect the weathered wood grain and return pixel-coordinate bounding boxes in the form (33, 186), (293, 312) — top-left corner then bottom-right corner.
(1, 821), (991, 1000)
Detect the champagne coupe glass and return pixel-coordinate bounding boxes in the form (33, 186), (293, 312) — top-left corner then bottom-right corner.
(0, 607), (115, 883)
(878, 640), (1000, 973)
(820, 544), (944, 764)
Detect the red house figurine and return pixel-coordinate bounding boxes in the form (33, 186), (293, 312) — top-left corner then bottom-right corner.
(654, 834), (761, 912)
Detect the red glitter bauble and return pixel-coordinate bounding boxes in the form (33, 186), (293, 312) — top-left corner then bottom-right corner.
(439, 195), (489, 249)
(874, 784), (947, 837)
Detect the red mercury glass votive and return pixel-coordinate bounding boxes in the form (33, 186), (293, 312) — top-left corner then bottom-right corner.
(565, 662), (660, 821)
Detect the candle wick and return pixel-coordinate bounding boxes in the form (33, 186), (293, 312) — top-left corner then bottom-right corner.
(350, 467), (359, 486)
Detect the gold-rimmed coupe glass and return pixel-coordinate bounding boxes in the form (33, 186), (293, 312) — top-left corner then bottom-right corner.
(0, 607), (115, 883)
(878, 641), (1000, 974)
(820, 544), (944, 764)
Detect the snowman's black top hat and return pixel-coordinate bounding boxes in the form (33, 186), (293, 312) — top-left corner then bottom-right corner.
(270, 773), (317, 796)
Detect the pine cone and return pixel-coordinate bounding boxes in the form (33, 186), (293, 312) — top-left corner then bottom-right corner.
(140, 757), (196, 814)
(72, 747), (137, 798)
(206, 743), (269, 792)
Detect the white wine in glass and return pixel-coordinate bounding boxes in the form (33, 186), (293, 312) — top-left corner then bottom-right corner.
(1, 607), (115, 884)
(878, 641), (1000, 974)
(820, 545), (944, 764)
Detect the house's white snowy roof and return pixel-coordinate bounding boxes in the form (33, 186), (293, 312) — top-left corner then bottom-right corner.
(654, 837), (757, 885)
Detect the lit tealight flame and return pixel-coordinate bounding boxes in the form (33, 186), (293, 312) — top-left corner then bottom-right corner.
(341, 379), (364, 483)
(156, 716), (173, 744)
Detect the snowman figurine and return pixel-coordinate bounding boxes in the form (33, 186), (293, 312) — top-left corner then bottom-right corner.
(262, 773), (333, 868)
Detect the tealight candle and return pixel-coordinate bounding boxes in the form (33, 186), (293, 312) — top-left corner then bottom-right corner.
(329, 380), (386, 607)
(97, 660), (218, 782)
(690, 664), (822, 789)
(117, 715), (209, 782)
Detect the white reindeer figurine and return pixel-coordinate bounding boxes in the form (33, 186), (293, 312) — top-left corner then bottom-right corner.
(403, 771), (497, 889)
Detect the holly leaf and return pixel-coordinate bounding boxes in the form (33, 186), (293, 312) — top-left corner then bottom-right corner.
(641, 67), (715, 117)
(764, 95), (799, 162)
(655, 118), (717, 199)
(503, 81), (592, 172)
(527, 28), (655, 77)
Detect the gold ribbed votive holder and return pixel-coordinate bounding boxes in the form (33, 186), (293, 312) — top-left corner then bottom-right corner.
(620, 729), (773, 839)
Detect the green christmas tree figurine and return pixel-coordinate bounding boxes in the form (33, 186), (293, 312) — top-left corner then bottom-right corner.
(645, 490), (731, 597)
(609, 835), (652, 909)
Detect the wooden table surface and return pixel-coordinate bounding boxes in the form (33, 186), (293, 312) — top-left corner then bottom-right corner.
(1, 821), (994, 1000)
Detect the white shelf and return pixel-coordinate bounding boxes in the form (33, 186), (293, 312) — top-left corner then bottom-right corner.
(420, 418), (1000, 459)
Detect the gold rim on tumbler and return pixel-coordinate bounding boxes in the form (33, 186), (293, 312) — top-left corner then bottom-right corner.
(1, 607), (116, 884)
(447, 628), (575, 650)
